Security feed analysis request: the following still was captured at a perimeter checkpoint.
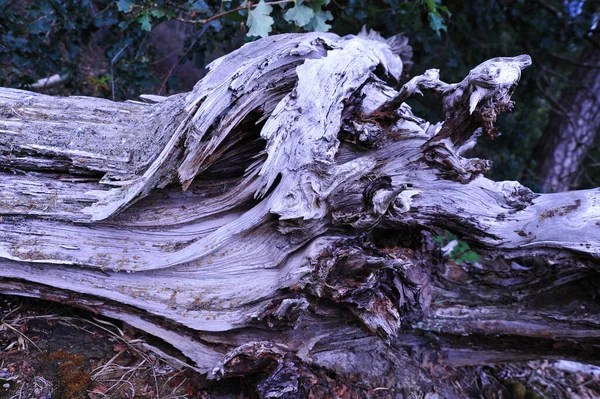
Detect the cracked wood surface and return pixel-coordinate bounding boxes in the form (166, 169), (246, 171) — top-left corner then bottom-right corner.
(1, 31), (599, 397)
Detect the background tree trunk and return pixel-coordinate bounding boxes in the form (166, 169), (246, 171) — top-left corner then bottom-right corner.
(532, 30), (600, 192)
(1, 32), (600, 398)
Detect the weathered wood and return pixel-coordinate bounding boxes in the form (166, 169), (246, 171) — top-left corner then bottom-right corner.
(1, 31), (599, 397)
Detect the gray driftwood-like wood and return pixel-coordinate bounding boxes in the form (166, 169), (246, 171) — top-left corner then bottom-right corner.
(1, 31), (600, 397)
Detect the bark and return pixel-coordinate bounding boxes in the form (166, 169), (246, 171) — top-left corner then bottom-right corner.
(532, 30), (600, 192)
(1, 31), (600, 397)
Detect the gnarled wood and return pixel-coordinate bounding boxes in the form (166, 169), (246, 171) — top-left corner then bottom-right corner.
(1, 31), (599, 397)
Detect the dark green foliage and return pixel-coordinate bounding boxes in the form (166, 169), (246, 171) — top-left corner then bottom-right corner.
(0, 0), (158, 99)
(433, 231), (480, 263)
(0, 0), (357, 99)
(0, 0), (447, 99)
(0, 0), (98, 88)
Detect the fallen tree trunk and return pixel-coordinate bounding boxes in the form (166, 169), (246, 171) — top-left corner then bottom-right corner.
(1, 31), (599, 397)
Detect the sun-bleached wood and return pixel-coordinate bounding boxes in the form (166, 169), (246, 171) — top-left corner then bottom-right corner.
(1, 31), (599, 397)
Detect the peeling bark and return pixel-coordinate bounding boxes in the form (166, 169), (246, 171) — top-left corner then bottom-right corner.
(1, 31), (599, 397)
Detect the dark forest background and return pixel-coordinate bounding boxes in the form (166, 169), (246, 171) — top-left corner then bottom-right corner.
(1, 0), (599, 192)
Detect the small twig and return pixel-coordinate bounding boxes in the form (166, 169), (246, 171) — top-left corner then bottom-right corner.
(153, 366), (160, 399)
(111, 44), (130, 101)
(1, 320), (42, 352)
(0, 0), (19, 12)
(91, 316), (125, 336)
(91, 349), (127, 378)
(581, 167), (598, 188)
(534, 75), (572, 122)
(1, 305), (21, 321)
(535, 60), (570, 82)
(105, 377), (136, 398)
(546, 51), (600, 69)
(585, 29), (600, 51)
(158, 21), (212, 95)
(97, 358), (146, 397)
(160, 372), (184, 393)
(172, 0), (294, 25)
(531, 0), (563, 20)
(8, 379), (25, 399)
(164, 0), (190, 13)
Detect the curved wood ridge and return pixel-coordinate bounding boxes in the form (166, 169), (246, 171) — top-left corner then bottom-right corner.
(1, 30), (599, 397)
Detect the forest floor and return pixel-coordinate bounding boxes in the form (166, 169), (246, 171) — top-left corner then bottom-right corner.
(0, 295), (599, 399)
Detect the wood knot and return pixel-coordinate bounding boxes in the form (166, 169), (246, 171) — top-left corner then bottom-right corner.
(363, 176), (393, 209)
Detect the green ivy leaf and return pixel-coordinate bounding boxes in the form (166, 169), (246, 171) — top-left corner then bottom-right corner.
(164, 7), (177, 19)
(150, 8), (165, 18)
(247, 0), (274, 38)
(306, 10), (333, 32)
(424, 0), (436, 12)
(118, 20), (130, 30)
(189, 0), (210, 13)
(428, 10), (447, 35)
(116, 0), (134, 13)
(284, 1), (314, 27)
(438, 5), (451, 15)
(139, 14), (152, 31)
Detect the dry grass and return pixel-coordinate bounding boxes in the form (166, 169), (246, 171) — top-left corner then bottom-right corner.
(0, 296), (207, 399)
